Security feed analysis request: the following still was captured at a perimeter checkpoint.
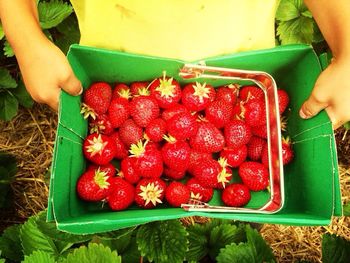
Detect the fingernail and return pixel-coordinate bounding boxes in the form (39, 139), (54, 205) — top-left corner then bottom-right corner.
(299, 110), (308, 119)
(78, 87), (83, 96)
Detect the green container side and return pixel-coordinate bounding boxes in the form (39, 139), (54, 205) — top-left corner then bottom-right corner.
(48, 44), (341, 234)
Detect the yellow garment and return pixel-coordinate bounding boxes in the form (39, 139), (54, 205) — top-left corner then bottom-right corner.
(70, 0), (279, 61)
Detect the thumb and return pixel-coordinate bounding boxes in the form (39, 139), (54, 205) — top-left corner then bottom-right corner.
(299, 95), (328, 119)
(60, 72), (83, 96)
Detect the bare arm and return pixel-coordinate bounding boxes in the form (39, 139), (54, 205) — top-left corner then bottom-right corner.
(300, 0), (350, 128)
(0, 0), (82, 110)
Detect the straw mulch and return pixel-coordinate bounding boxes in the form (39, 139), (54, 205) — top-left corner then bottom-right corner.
(0, 103), (350, 262)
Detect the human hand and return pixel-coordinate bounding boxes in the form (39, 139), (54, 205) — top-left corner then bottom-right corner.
(299, 57), (350, 129)
(17, 37), (82, 111)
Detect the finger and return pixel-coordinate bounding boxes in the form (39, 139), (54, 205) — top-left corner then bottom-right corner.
(299, 95), (328, 119)
(325, 107), (345, 130)
(45, 88), (60, 112)
(60, 72), (83, 96)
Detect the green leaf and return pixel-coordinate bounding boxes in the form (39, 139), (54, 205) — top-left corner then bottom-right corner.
(62, 243), (121, 263)
(38, 0), (73, 29)
(120, 235), (141, 263)
(0, 68), (17, 89)
(137, 220), (188, 263)
(10, 80), (34, 108)
(0, 90), (19, 121)
(245, 225), (275, 263)
(0, 224), (23, 262)
(216, 242), (255, 263)
(96, 227), (136, 253)
(0, 23), (4, 40)
(322, 234), (350, 263)
(343, 202), (350, 216)
(277, 16), (314, 45)
(186, 224), (209, 262)
(343, 122), (350, 130)
(20, 214), (59, 257)
(55, 15), (80, 54)
(276, 0), (301, 21)
(3, 40), (14, 57)
(208, 224), (246, 260)
(22, 250), (55, 263)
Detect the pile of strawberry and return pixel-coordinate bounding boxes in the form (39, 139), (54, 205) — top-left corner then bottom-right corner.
(77, 72), (294, 211)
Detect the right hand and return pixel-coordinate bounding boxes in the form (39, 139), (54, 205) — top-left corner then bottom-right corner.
(17, 37), (82, 111)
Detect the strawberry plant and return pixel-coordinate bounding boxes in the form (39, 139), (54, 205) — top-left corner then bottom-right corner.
(0, 153), (17, 209)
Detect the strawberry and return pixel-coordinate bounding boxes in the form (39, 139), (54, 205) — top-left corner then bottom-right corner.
(83, 82), (112, 115)
(163, 166), (186, 180)
(129, 141), (163, 178)
(145, 118), (167, 142)
(165, 181), (191, 207)
(238, 161), (269, 191)
(161, 104), (188, 121)
(242, 98), (266, 127)
(221, 183), (251, 207)
(149, 72), (182, 109)
(167, 111), (198, 141)
(130, 81), (149, 96)
(187, 149), (213, 175)
(130, 95), (160, 127)
(186, 178), (214, 203)
(251, 124), (268, 139)
(224, 120), (252, 149)
(215, 84), (239, 105)
(247, 136), (266, 161)
(181, 82), (216, 111)
(83, 133), (117, 165)
(231, 99), (245, 120)
(76, 167), (113, 202)
(119, 119), (143, 147)
(205, 99), (233, 128)
(220, 145), (247, 168)
(108, 97), (130, 128)
(120, 156), (141, 184)
(281, 137), (294, 165)
(107, 177), (135, 211)
(87, 163), (116, 178)
(277, 89), (290, 114)
(192, 158), (231, 189)
(190, 121), (225, 153)
(89, 114), (114, 135)
(161, 136), (191, 172)
(239, 85), (264, 101)
(112, 83), (131, 100)
(135, 178), (166, 208)
(109, 131), (128, 160)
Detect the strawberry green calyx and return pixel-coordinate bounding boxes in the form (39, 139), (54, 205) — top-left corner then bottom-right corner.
(217, 157), (232, 188)
(163, 134), (177, 143)
(118, 89), (131, 100)
(137, 87), (150, 96)
(139, 182), (163, 206)
(190, 192), (203, 201)
(129, 140), (147, 157)
(155, 71), (177, 98)
(93, 168), (110, 189)
(218, 157), (231, 168)
(80, 103), (97, 120)
(86, 135), (108, 157)
(192, 82), (211, 103)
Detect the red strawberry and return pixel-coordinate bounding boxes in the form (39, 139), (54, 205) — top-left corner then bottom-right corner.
(238, 161), (269, 191)
(108, 131), (128, 159)
(161, 136), (191, 172)
(120, 156), (141, 184)
(145, 118), (167, 142)
(261, 143), (269, 168)
(277, 89), (290, 114)
(181, 82), (216, 111)
(192, 158), (231, 189)
(130, 81), (149, 96)
(107, 177), (135, 211)
(149, 72), (182, 108)
(163, 167), (186, 180)
(83, 82), (112, 115)
(130, 95), (160, 127)
(108, 97), (130, 128)
(161, 104), (188, 121)
(89, 114), (114, 135)
(167, 112), (198, 141)
(239, 85), (264, 101)
(190, 122), (225, 153)
(187, 149), (213, 175)
(221, 183), (251, 207)
(165, 181), (191, 207)
(135, 178), (166, 208)
(112, 83), (131, 100)
(231, 99), (245, 120)
(205, 100), (233, 128)
(87, 163), (116, 178)
(242, 98), (266, 127)
(83, 133), (117, 165)
(215, 84), (239, 105)
(281, 137), (294, 165)
(119, 119), (143, 147)
(129, 141), (163, 178)
(224, 120), (252, 149)
(186, 178), (214, 203)
(251, 124), (268, 139)
(220, 145), (247, 168)
(76, 167), (113, 202)
(247, 136), (266, 161)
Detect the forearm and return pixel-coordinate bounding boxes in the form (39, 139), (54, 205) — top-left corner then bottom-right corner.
(304, 0), (350, 60)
